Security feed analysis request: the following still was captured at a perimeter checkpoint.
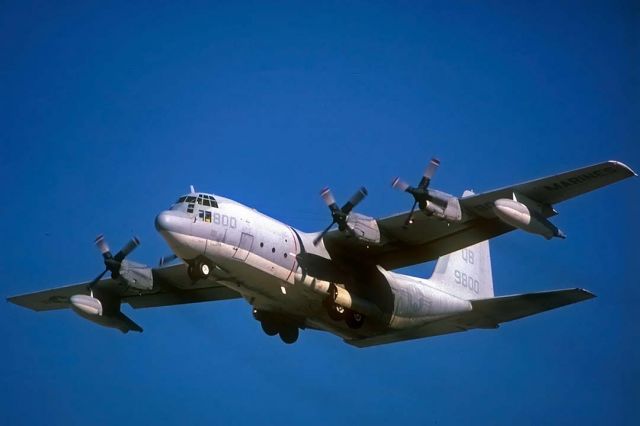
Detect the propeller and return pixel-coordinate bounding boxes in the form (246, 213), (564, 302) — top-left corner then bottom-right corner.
(391, 157), (441, 226)
(87, 234), (140, 290)
(158, 254), (178, 266)
(313, 186), (368, 246)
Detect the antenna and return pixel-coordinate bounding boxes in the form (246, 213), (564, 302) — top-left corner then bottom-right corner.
(190, 185), (195, 193)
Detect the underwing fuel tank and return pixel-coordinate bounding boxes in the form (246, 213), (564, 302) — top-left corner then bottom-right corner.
(493, 198), (566, 240)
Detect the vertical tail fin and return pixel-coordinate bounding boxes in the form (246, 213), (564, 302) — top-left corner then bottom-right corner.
(429, 238), (494, 301)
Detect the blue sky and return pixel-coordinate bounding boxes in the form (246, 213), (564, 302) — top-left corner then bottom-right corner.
(1, 1), (638, 424)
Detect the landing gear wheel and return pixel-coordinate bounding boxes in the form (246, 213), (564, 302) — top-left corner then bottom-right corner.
(261, 320), (279, 336)
(327, 303), (346, 321)
(279, 326), (299, 344)
(187, 264), (199, 281)
(345, 309), (365, 329)
(188, 258), (212, 281)
(199, 261), (211, 278)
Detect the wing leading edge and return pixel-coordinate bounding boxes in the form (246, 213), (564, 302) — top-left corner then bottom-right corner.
(7, 262), (241, 313)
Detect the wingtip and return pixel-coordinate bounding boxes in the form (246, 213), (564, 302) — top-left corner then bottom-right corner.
(576, 288), (597, 300)
(607, 160), (637, 177)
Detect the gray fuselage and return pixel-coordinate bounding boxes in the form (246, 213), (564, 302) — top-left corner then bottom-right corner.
(155, 192), (472, 340)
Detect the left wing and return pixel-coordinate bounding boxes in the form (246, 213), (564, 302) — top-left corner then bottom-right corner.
(323, 160), (635, 270)
(8, 262), (241, 312)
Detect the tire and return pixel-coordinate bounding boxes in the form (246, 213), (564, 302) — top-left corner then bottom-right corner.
(345, 310), (365, 329)
(279, 326), (299, 344)
(261, 320), (279, 336)
(187, 265), (199, 281)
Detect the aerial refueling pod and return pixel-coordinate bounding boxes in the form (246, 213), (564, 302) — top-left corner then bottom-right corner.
(493, 197), (566, 240)
(70, 293), (143, 333)
(70, 294), (103, 316)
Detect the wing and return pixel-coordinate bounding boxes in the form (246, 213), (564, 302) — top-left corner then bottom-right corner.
(347, 288), (594, 348)
(459, 160), (636, 217)
(323, 161), (635, 270)
(8, 262), (241, 312)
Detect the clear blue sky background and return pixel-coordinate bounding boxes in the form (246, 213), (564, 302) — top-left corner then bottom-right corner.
(1, 1), (638, 425)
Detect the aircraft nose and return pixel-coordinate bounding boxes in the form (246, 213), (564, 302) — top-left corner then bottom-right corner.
(155, 211), (175, 232)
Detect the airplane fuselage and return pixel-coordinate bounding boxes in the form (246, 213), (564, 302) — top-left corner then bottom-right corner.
(154, 192), (469, 341)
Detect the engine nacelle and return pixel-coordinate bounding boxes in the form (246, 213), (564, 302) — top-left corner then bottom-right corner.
(493, 198), (565, 239)
(118, 260), (153, 290)
(346, 212), (381, 244)
(423, 197), (462, 222)
(416, 189), (462, 222)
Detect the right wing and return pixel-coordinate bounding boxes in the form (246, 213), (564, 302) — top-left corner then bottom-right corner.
(323, 161), (635, 270)
(347, 288), (595, 348)
(8, 262), (241, 312)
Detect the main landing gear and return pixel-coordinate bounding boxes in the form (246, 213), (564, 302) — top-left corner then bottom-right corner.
(254, 309), (300, 344)
(324, 287), (366, 329)
(187, 258), (212, 281)
(325, 300), (365, 329)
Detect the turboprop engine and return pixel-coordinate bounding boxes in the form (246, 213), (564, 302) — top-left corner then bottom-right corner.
(493, 198), (566, 240)
(391, 157), (463, 225)
(67, 234), (147, 333)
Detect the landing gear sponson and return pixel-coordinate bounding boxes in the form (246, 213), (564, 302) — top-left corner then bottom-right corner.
(253, 309), (300, 344)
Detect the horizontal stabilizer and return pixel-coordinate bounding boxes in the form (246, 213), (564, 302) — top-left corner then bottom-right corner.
(347, 288), (594, 348)
(468, 288), (595, 326)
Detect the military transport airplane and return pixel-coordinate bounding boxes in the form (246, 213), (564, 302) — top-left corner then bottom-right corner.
(8, 160), (636, 347)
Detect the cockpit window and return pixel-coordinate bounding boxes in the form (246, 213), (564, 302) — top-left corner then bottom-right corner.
(203, 199), (211, 207)
(186, 196), (196, 203)
(177, 196), (187, 203)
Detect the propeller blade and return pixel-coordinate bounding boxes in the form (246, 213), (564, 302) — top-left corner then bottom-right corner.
(418, 157), (440, 189)
(94, 234), (111, 258)
(313, 221), (336, 246)
(391, 177), (410, 192)
(159, 254), (178, 266)
(320, 187), (339, 211)
(87, 268), (109, 290)
(341, 187), (368, 214)
(113, 237), (140, 262)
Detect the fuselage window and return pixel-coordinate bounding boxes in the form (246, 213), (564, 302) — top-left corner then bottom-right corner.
(198, 210), (212, 223)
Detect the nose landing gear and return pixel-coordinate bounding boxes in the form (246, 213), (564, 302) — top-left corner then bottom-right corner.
(187, 258), (212, 282)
